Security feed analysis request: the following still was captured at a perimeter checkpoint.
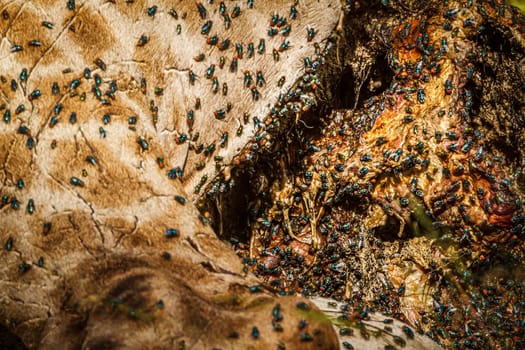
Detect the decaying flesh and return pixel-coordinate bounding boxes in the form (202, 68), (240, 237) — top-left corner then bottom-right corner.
(247, 1), (524, 347)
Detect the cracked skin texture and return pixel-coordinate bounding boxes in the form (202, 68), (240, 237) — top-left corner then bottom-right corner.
(0, 0), (342, 348)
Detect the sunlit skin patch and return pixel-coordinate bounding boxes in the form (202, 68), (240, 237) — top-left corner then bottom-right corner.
(0, 1), (344, 348)
(0, 0), (523, 348)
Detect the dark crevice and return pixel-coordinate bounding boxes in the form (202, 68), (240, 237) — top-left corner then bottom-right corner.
(209, 166), (253, 244)
(206, 6), (397, 246)
(475, 21), (517, 58)
(357, 54), (394, 107)
(373, 216), (402, 242)
(0, 323), (27, 350)
(186, 236), (202, 254)
(467, 19), (525, 165)
(332, 68), (356, 109)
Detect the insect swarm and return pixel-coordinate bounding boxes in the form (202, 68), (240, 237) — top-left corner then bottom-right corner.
(6, 1), (522, 349)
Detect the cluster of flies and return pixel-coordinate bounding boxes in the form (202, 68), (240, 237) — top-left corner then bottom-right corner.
(0, 0), (334, 344)
(229, 0), (525, 348)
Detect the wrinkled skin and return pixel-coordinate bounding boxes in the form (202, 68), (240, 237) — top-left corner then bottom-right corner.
(2, 0), (524, 349)
(0, 0), (343, 348)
